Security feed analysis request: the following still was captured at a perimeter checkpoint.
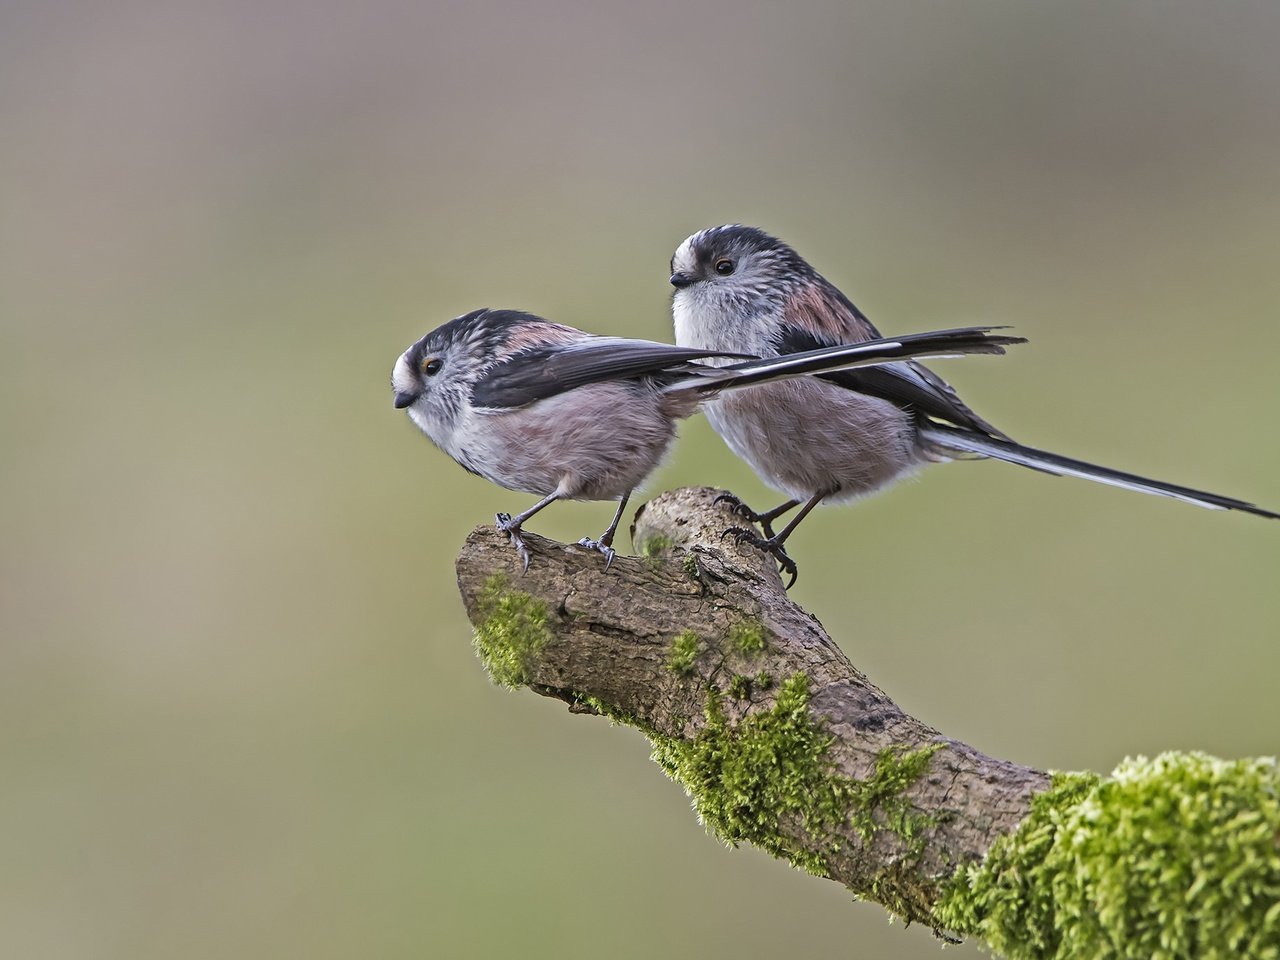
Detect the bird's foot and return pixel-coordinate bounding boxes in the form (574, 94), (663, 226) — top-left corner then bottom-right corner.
(713, 493), (778, 538)
(495, 512), (532, 574)
(576, 534), (617, 571)
(721, 527), (799, 589)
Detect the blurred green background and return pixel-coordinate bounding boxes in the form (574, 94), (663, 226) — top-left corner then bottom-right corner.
(3, 2), (1278, 957)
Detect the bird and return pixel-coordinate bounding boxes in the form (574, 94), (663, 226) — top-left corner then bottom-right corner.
(669, 224), (1278, 585)
(391, 306), (1025, 571)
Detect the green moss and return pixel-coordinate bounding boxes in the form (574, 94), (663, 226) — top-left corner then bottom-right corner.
(935, 752), (1280, 959)
(471, 575), (553, 688)
(634, 532), (701, 578)
(754, 671), (774, 690)
(682, 553), (700, 579)
(573, 692), (643, 729)
(667, 630), (701, 676)
(728, 674), (752, 699)
(637, 533), (675, 570)
(650, 673), (941, 883)
(847, 742), (945, 852)
(638, 533), (674, 557)
(726, 619), (767, 657)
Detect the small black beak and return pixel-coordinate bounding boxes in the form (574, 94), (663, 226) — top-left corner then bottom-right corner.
(669, 271), (696, 289)
(393, 391), (418, 409)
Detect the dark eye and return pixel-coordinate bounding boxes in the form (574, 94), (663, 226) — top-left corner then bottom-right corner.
(422, 357), (443, 376)
(714, 257), (735, 276)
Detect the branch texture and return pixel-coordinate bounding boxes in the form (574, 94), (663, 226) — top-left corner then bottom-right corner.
(456, 487), (1047, 922)
(454, 487), (1280, 958)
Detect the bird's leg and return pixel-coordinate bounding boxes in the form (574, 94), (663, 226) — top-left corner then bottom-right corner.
(495, 492), (561, 574)
(723, 493), (825, 589)
(577, 492), (630, 572)
(712, 494), (800, 539)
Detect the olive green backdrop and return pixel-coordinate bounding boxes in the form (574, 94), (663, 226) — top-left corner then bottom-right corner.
(3, 2), (1278, 957)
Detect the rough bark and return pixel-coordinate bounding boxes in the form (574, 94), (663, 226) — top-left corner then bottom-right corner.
(454, 486), (1051, 928)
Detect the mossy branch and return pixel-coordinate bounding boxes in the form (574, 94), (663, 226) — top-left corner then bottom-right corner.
(454, 487), (1280, 958)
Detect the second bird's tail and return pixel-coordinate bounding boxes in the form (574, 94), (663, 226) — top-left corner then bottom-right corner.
(921, 422), (1279, 519)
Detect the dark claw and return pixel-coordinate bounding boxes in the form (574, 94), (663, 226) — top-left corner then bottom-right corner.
(714, 492), (761, 523)
(577, 536), (617, 572)
(495, 512), (532, 574)
(712, 491), (746, 511)
(720, 526), (800, 589)
(713, 493), (779, 538)
(769, 544), (800, 590)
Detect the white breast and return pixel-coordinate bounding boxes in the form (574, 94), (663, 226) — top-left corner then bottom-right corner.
(672, 289), (777, 358)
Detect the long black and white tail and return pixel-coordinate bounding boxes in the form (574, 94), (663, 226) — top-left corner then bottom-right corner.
(662, 326), (1026, 395)
(922, 422), (1280, 519)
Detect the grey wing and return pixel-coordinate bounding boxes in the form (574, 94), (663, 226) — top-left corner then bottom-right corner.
(774, 325), (1010, 439)
(470, 337), (753, 409)
(837, 362), (1011, 439)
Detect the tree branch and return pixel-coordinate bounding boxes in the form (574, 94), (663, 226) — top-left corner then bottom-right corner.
(454, 486), (1047, 927)
(453, 487), (1280, 956)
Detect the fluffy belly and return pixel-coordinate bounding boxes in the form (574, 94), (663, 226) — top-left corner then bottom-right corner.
(705, 378), (923, 502)
(468, 384), (676, 501)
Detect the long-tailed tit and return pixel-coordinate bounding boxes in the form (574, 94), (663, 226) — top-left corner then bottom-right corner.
(670, 224), (1278, 584)
(391, 307), (1024, 571)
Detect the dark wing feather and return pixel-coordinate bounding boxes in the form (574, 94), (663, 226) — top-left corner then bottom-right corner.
(775, 326), (1010, 439)
(471, 337), (752, 409)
